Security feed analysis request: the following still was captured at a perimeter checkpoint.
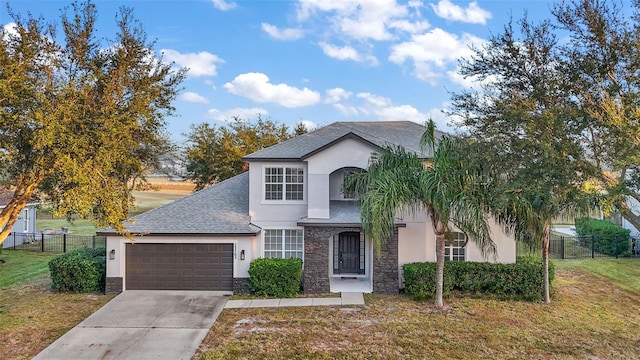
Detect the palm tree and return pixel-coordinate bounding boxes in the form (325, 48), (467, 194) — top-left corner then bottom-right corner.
(490, 182), (591, 303)
(344, 122), (496, 308)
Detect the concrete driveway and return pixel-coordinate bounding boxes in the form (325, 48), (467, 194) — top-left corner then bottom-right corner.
(34, 290), (230, 360)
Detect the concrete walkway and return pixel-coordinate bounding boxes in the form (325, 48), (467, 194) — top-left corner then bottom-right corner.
(225, 292), (365, 309)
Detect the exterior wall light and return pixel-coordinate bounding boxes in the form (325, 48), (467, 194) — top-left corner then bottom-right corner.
(109, 249), (116, 260)
(240, 249), (245, 261)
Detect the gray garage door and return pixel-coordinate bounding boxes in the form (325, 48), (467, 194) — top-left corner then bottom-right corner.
(125, 243), (234, 291)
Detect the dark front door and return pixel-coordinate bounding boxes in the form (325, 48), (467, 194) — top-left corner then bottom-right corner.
(337, 232), (362, 274)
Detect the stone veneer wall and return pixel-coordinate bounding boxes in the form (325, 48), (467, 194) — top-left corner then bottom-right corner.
(303, 227), (399, 294)
(233, 277), (251, 294)
(372, 227), (399, 294)
(105, 277), (123, 294)
(304, 226), (373, 294)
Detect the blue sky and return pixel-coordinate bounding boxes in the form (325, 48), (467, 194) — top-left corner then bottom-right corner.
(1, 0), (555, 142)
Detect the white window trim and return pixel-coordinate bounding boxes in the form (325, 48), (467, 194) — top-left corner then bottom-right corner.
(445, 232), (467, 262)
(262, 228), (305, 261)
(261, 164), (307, 204)
(22, 208), (29, 233)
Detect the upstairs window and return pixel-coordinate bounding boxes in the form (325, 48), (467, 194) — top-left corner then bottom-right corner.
(265, 167), (304, 201)
(445, 232), (466, 262)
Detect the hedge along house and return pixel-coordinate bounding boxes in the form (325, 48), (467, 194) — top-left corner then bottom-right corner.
(101, 121), (516, 294)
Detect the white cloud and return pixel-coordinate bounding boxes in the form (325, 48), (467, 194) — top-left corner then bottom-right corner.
(325, 88), (353, 104)
(321, 88), (455, 131)
(207, 107), (269, 121)
(180, 91), (209, 103)
(212, 0), (236, 11)
(430, 0), (492, 25)
(261, 23), (304, 41)
(389, 28), (485, 81)
(223, 72), (321, 108)
(424, 105), (458, 132)
(318, 42), (379, 65)
(3, 22), (17, 39)
(161, 49), (224, 77)
(334, 103), (360, 116)
(297, 0), (424, 41)
(389, 19), (430, 34)
(298, 120), (318, 131)
(357, 92), (392, 108)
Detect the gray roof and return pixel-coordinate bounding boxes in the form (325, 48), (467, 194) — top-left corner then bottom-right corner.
(297, 201), (405, 227)
(244, 121), (438, 161)
(100, 172), (259, 235)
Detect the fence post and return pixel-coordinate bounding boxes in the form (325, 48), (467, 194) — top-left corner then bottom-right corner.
(560, 236), (565, 259)
(12, 232), (16, 249)
(63, 234), (67, 253)
(591, 235), (595, 259)
(92, 236), (96, 249)
(41, 233), (45, 252)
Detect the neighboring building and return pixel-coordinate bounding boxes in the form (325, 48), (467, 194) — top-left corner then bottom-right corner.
(101, 121), (515, 294)
(1, 190), (38, 249)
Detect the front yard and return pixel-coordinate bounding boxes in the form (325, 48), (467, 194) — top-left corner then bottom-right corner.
(1, 251), (639, 360)
(0, 251), (113, 359)
(196, 260), (640, 359)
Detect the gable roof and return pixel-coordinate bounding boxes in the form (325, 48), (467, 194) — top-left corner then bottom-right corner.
(99, 172), (259, 236)
(243, 121), (439, 161)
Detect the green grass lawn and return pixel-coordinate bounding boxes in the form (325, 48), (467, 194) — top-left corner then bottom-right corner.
(554, 258), (640, 294)
(197, 259), (640, 359)
(34, 189), (191, 235)
(0, 251), (57, 289)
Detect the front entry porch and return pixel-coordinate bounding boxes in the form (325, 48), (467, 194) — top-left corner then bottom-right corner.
(329, 231), (372, 293)
(329, 275), (372, 293)
(301, 221), (399, 295)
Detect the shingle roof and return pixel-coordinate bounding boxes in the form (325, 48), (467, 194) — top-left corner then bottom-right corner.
(103, 121), (434, 236)
(243, 121), (438, 161)
(100, 172), (259, 235)
(297, 201), (405, 227)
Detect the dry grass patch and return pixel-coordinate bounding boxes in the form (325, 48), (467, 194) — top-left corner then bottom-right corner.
(196, 265), (640, 359)
(0, 276), (114, 360)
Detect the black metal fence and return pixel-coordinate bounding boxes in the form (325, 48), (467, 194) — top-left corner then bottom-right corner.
(2, 232), (106, 253)
(518, 233), (640, 259)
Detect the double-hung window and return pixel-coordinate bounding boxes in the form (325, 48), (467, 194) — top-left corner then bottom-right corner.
(22, 209), (29, 232)
(264, 229), (304, 259)
(445, 232), (466, 261)
(265, 167), (304, 201)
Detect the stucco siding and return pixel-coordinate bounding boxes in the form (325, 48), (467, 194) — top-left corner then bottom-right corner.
(248, 161), (308, 222)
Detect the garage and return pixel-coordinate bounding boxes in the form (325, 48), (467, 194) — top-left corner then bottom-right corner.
(125, 243), (234, 291)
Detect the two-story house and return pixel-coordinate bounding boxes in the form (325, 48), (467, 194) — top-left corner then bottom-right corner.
(102, 121), (515, 294)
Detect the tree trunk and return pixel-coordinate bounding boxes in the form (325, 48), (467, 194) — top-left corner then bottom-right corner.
(0, 176), (40, 246)
(435, 232), (446, 308)
(542, 223), (551, 303)
(617, 200), (640, 234)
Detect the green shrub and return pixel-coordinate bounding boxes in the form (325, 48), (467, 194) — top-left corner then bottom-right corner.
(402, 257), (553, 302)
(49, 247), (106, 293)
(248, 258), (302, 297)
(575, 218), (630, 256)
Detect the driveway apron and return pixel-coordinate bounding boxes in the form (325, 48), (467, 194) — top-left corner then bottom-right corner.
(34, 290), (229, 360)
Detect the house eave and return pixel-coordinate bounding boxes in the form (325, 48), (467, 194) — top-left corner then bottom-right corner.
(97, 231), (260, 237)
(296, 221), (406, 228)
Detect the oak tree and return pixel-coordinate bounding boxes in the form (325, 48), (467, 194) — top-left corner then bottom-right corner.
(0, 1), (186, 244)
(184, 117), (308, 190)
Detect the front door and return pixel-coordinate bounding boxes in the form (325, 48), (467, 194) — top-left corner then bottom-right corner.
(337, 232), (362, 274)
